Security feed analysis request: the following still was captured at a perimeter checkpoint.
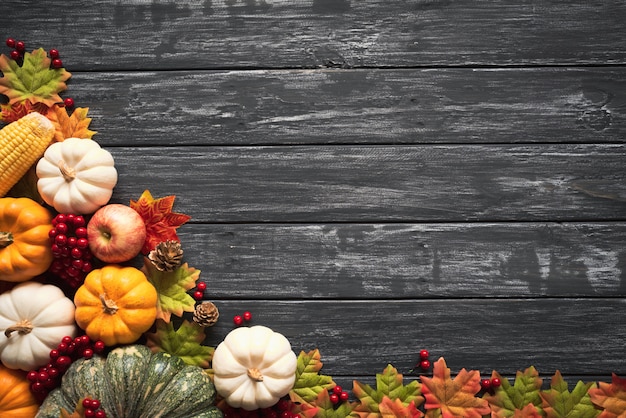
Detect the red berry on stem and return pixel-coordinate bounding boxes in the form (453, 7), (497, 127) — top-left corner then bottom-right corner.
(339, 391), (349, 402)
(51, 58), (63, 69)
(49, 48), (60, 59)
(94, 340), (105, 353)
(193, 290), (203, 300)
(10, 50), (20, 60)
(243, 311), (252, 321)
(64, 97), (75, 108)
(491, 377), (502, 388)
(481, 378), (491, 390)
(333, 385), (342, 394)
(27, 371), (38, 381)
(329, 393), (339, 404)
(196, 281), (207, 291)
(15, 40), (25, 52)
(95, 411), (107, 418)
(420, 359), (431, 370)
(6, 38), (15, 48)
(233, 315), (244, 326)
(419, 349), (429, 360)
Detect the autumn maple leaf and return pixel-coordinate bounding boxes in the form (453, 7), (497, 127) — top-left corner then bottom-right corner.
(0, 99), (49, 123)
(47, 104), (97, 141)
(130, 190), (191, 254)
(0, 48), (71, 106)
(290, 349), (336, 403)
(485, 368), (543, 417)
(378, 396), (424, 417)
(420, 357), (490, 418)
(588, 373), (626, 418)
(540, 370), (600, 418)
(145, 319), (214, 368)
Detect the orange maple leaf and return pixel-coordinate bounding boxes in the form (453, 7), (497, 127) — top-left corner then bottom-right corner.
(511, 403), (543, 418)
(588, 373), (626, 418)
(420, 357), (490, 418)
(47, 104), (97, 141)
(130, 190), (191, 254)
(0, 99), (49, 123)
(379, 396), (424, 418)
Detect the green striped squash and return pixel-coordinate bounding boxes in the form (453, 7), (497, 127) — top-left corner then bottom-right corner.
(36, 345), (222, 418)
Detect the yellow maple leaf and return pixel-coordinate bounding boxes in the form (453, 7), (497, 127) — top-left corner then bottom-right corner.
(47, 104), (97, 141)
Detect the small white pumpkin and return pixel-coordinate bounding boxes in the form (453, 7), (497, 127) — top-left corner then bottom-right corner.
(36, 137), (117, 215)
(0, 282), (77, 370)
(212, 325), (297, 410)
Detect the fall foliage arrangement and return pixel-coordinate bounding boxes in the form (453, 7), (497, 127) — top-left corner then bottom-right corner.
(0, 39), (624, 418)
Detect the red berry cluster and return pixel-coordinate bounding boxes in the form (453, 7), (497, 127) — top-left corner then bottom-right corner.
(192, 281), (207, 300)
(49, 214), (95, 288)
(82, 397), (107, 418)
(329, 385), (350, 404)
(5, 37), (26, 61)
(480, 376), (502, 392)
(233, 310), (252, 326)
(27, 335), (105, 401)
(221, 398), (299, 418)
(417, 349), (431, 371)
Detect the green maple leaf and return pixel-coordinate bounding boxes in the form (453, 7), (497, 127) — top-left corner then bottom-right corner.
(145, 319), (214, 368)
(0, 48), (71, 106)
(142, 258), (199, 322)
(485, 367), (544, 417)
(290, 349), (336, 403)
(352, 364), (423, 416)
(310, 390), (355, 418)
(539, 371), (599, 418)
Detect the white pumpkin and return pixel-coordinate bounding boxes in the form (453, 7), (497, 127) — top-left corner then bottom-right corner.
(36, 137), (117, 215)
(212, 325), (297, 410)
(0, 282), (77, 370)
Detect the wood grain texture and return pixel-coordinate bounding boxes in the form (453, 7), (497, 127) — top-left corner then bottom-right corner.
(183, 223), (626, 299)
(2, 0), (625, 70)
(108, 144), (626, 222)
(201, 299), (626, 377)
(70, 67), (626, 146)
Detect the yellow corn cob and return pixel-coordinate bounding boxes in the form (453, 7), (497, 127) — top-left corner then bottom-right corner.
(0, 112), (55, 197)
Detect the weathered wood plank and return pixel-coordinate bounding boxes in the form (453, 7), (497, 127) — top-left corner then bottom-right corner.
(68, 67), (626, 146)
(108, 144), (626, 222)
(201, 299), (626, 377)
(182, 223), (626, 299)
(3, 0), (625, 69)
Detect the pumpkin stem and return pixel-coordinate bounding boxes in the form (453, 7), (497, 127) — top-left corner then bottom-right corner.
(247, 368), (264, 382)
(100, 294), (119, 315)
(0, 231), (13, 248)
(58, 159), (76, 181)
(4, 319), (33, 338)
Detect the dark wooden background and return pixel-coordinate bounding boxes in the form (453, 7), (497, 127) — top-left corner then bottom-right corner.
(3, 0), (625, 390)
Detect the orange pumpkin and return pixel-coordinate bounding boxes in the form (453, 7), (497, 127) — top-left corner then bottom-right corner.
(0, 364), (39, 417)
(0, 197), (53, 282)
(74, 265), (158, 346)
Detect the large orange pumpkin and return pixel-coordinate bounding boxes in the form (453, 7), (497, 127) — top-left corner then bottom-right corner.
(74, 265), (158, 346)
(0, 197), (53, 282)
(0, 364), (39, 417)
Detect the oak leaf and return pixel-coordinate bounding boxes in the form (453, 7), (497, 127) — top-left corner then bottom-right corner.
(0, 48), (71, 106)
(130, 190), (192, 254)
(352, 364), (423, 417)
(141, 258), (199, 322)
(539, 370), (600, 418)
(588, 373), (626, 418)
(485, 368), (543, 417)
(145, 319), (213, 368)
(47, 104), (97, 141)
(291, 349), (336, 403)
(420, 357), (489, 418)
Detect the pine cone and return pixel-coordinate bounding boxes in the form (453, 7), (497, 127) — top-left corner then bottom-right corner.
(193, 301), (219, 327)
(148, 240), (183, 271)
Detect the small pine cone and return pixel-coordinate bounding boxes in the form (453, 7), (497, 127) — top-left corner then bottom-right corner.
(193, 301), (219, 327)
(148, 240), (183, 271)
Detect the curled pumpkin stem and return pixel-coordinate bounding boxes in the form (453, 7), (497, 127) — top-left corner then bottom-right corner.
(4, 319), (33, 337)
(100, 294), (119, 315)
(0, 231), (13, 248)
(247, 368), (264, 382)
(58, 159), (76, 181)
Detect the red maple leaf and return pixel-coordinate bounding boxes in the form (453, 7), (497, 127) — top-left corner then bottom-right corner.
(588, 373), (626, 417)
(1, 99), (49, 123)
(130, 190), (191, 254)
(420, 357), (490, 418)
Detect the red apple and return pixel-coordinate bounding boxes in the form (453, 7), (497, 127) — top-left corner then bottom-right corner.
(87, 204), (146, 263)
